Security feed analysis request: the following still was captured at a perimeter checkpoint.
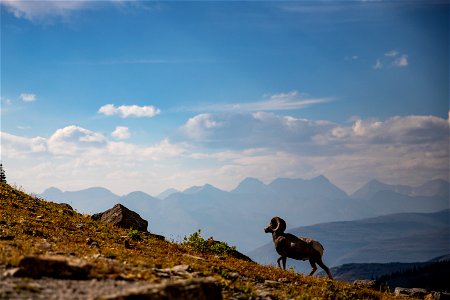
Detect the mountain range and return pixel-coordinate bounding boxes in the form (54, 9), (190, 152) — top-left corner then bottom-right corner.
(39, 176), (449, 254)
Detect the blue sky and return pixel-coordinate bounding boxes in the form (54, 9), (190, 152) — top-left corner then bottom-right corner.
(1, 0), (449, 195)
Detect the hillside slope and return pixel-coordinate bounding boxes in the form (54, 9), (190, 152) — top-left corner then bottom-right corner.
(1, 183), (397, 299)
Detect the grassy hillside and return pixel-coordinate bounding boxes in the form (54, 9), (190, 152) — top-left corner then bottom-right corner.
(1, 183), (400, 299)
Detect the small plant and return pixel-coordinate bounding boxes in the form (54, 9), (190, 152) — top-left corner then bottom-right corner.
(128, 228), (142, 241)
(181, 229), (237, 256)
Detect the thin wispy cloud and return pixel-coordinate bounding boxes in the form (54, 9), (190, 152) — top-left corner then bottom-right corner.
(373, 59), (383, 69)
(19, 93), (36, 102)
(392, 54), (408, 67)
(98, 104), (161, 118)
(384, 50), (399, 57)
(185, 91), (332, 113)
(1, 0), (89, 22)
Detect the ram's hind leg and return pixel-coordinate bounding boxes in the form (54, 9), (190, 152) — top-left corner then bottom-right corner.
(316, 257), (333, 280)
(308, 259), (318, 276)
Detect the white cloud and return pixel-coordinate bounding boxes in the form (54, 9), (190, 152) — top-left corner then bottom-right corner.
(373, 59), (383, 69)
(1, 0), (89, 22)
(194, 91), (331, 112)
(384, 50), (399, 57)
(98, 104), (160, 118)
(2, 112), (448, 195)
(112, 126), (130, 140)
(48, 125), (107, 155)
(392, 54), (408, 67)
(19, 93), (36, 102)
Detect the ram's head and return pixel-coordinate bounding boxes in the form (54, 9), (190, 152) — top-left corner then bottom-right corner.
(264, 216), (286, 234)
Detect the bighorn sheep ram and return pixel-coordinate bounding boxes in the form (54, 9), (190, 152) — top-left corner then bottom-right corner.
(264, 216), (333, 279)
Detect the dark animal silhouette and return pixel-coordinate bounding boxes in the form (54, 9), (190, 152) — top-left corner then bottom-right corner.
(264, 216), (333, 279)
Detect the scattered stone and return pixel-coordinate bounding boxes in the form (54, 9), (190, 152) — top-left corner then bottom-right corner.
(11, 255), (92, 279)
(264, 280), (281, 287)
(99, 277), (221, 300)
(278, 277), (290, 283)
(394, 287), (429, 298)
(154, 264), (193, 278)
(353, 279), (379, 289)
(91, 204), (148, 232)
(182, 254), (205, 261)
(36, 240), (52, 250)
(425, 292), (450, 300)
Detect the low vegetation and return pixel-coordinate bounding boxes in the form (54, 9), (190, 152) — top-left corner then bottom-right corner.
(0, 182), (400, 299)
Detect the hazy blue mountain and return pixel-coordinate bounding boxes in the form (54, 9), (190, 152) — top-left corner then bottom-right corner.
(248, 210), (450, 273)
(156, 188), (179, 199)
(40, 186), (120, 214)
(231, 177), (273, 195)
(321, 254), (450, 283)
(351, 178), (449, 200)
(39, 177), (449, 253)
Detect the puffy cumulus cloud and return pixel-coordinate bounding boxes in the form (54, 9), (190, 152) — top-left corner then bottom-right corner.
(321, 115), (449, 145)
(178, 112), (449, 192)
(19, 93), (36, 102)
(2, 125), (185, 161)
(111, 126), (130, 140)
(48, 125), (107, 155)
(1, 0), (89, 22)
(0, 132), (47, 158)
(180, 112), (334, 152)
(98, 104), (160, 118)
(181, 114), (222, 140)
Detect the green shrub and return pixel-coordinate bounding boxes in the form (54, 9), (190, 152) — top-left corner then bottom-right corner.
(128, 228), (142, 241)
(182, 229), (236, 256)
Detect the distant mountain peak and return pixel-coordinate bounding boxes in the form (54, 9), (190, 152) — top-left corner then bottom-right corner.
(42, 186), (62, 194)
(183, 184), (223, 195)
(232, 177), (268, 193)
(157, 188), (179, 200)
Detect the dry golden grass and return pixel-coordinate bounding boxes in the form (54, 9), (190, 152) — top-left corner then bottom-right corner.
(0, 183), (403, 299)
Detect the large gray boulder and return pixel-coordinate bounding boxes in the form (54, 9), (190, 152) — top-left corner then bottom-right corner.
(92, 204), (148, 232)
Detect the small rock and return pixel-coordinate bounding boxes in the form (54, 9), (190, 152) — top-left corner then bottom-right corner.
(278, 277), (290, 283)
(353, 279), (378, 289)
(395, 287), (429, 298)
(91, 204), (148, 232)
(36, 215), (44, 220)
(98, 277), (222, 300)
(182, 254), (205, 261)
(264, 280), (281, 287)
(12, 255), (92, 279)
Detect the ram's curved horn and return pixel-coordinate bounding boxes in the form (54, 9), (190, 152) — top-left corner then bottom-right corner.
(272, 217), (286, 233)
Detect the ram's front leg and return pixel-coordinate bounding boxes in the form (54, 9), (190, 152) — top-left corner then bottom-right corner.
(276, 256), (284, 269)
(277, 256), (287, 269)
